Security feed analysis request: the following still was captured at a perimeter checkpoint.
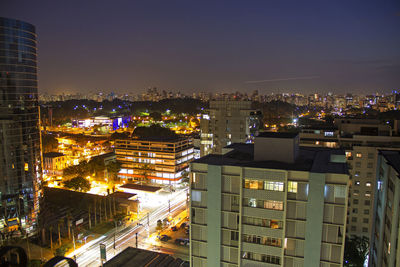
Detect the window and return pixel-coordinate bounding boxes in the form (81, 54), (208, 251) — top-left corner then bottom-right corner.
(366, 182), (372, 187)
(248, 198), (257, 207)
(264, 200), (283, 210)
(353, 208), (358, 214)
(364, 200), (371, 206)
(363, 218), (369, 224)
(245, 179), (263, 190)
(368, 153), (374, 159)
(355, 181), (360, 186)
(288, 181), (298, 193)
(353, 199), (359, 204)
(355, 172), (360, 177)
(367, 163), (373, 168)
(351, 226), (357, 231)
(356, 162), (361, 168)
(264, 181), (284, 192)
(345, 151), (352, 158)
(231, 231), (239, 241)
(364, 209), (369, 215)
(356, 153), (362, 158)
(352, 217), (357, 222)
(362, 227), (368, 233)
(365, 192), (371, 197)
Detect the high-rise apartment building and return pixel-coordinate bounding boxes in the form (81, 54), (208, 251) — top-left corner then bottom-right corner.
(115, 137), (194, 185)
(0, 18), (42, 232)
(190, 133), (349, 267)
(200, 100), (260, 157)
(369, 150), (400, 267)
(300, 119), (400, 238)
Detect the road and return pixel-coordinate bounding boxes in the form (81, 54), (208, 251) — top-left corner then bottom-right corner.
(62, 189), (188, 267)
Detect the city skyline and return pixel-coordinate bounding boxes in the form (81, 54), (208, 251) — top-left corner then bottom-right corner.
(2, 0), (400, 95)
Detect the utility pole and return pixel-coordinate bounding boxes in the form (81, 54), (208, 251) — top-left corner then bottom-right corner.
(135, 232), (138, 248)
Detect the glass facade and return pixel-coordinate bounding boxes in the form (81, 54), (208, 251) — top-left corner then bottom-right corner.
(0, 17), (42, 233)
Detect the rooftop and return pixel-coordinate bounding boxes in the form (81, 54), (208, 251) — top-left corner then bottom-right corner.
(103, 247), (188, 267)
(109, 191), (137, 200)
(380, 150), (400, 175)
(119, 183), (163, 193)
(194, 144), (348, 174)
(257, 132), (299, 139)
(43, 152), (64, 158)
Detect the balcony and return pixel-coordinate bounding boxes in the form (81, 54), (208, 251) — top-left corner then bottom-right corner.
(242, 206), (284, 220)
(242, 224), (283, 238)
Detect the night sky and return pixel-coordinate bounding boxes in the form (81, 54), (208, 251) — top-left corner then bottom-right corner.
(2, 0), (400, 95)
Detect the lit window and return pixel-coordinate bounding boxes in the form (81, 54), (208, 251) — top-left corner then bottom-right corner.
(355, 181), (360, 186)
(356, 153), (362, 158)
(248, 198), (257, 207)
(24, 163), (29, 171)
(315, 141), (320, 145)
(264, 181), (284, 191)
(345, 152), (352, 158)
(366, 182), (371, 187)
(288, 182), (298, 193)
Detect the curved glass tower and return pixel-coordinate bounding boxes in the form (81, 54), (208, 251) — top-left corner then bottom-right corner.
(0, 17), (42, 233)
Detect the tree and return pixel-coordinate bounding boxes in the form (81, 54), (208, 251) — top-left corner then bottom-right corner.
(344, 236), (369, 267)
(106, 161), (122, 183)
(88, 157), (106, 178)
(57, 218), (64, 246)
(150, 112), (162, 121)
(63, 176), (91, 192)
(132, 124), (178, 139)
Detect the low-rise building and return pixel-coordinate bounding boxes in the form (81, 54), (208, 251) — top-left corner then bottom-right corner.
(115, 137), (194, 185)
(43, 152), (68, 177)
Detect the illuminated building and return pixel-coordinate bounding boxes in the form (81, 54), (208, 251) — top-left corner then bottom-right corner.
(190, 133), (349, 266)
(369, 150), (400, 267)
(0, 18), (42, 232)
(300, 119), (400, 239)
(43, 152), (68, 177)
(115, 137), (194, 185)
(200, 100), (260, 157)
(72, 116), (130, 130)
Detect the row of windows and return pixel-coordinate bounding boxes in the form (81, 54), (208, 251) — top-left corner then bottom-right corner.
(242, 234), (282, 247)
(242, 251), (280, 265)
(354, 181), (372, 187)
(242, 216), (282, 229)
(244, 179), (298, 193)
(244, 198), (284, 211)
(351, 217), (369, 224)
(352, 208), (370, 215)
(352, 199), (371, 206)
(347, 152), (374, 159)
(350, 226), (369, 233)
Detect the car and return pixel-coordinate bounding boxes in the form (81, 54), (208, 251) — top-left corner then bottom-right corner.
(183, 238), (190, 246)
(180, 222), (187, 229)
(158, 235), (171, 242)
(171, 226), (178, 231)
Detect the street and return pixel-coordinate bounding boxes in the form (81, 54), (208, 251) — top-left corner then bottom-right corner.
(62, 189), (188, 266)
